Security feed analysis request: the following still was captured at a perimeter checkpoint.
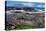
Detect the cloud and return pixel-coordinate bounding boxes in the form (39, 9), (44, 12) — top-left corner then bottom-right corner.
(37, 5), (42, 7)
(21, 3), (34, 7)
(36, 4), (44, 8)
(7, 1), (44, 7)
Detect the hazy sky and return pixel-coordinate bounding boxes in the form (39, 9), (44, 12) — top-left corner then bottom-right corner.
(5, 0), (45, 3)
(6, 1), (44, 8)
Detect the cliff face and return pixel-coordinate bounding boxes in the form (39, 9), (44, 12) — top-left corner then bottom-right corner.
(5, 12), (45, 30)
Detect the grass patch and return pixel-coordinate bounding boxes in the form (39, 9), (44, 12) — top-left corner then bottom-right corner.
(15, 23), (33, 30)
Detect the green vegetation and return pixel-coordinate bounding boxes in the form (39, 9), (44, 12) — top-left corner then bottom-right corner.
(15, 23), (33, 30)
